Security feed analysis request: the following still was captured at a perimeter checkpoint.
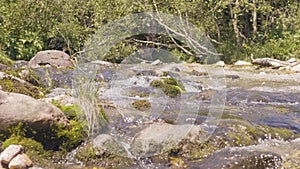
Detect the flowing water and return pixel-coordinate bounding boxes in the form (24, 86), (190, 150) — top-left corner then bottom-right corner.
(67, 63), (300, 168)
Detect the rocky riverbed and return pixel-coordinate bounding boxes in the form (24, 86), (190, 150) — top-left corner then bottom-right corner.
(0, 53), (299, 168)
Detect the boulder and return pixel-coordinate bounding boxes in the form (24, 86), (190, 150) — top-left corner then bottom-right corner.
(8, 154), (32, 169)
(188, 138), (300, 169)
(129, 123), (202, 157)
(234, 60), (252, 66)
(0, 90), (68, 131)
(31, 67), (73, 88)
(0, 71), (44, 99)
(28, 50), (73, 68)
(93, 134), (127, 156)
(0, 145), (23, 165)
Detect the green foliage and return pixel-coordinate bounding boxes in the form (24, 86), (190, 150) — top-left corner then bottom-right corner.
(0, 0), (299, 62)
(0, 50), (14, 66)
(247, 31), (300, 60)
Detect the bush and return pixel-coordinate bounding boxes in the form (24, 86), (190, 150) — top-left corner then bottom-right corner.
(247, 31), (300, 61)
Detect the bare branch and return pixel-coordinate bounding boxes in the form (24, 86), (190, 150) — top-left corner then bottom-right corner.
(150, 1), (222, 57)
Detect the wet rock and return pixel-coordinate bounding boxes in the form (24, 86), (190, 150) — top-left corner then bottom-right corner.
(93, 134), (127, 156)
(8, 154), (33, 169)
(0, 90), (68, 131)
(225, 74), (240, 79)
(28, 50), (73, 68)
(129, 123), (202, 157)
(234, 60), (252, 66)
(190, 70), (208, 76)
(41, 88), (74, 106)
(31, 67), (73, 88)
(0, 145), (23, 165)
(188, 138), (300, 169)
(189, 147), (282, 169)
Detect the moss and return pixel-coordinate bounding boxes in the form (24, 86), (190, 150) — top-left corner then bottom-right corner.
(51, 100), (82, 120)
(127, 90), (150, 98)
(198, 112), (242, 120)
(162, 85), (181, 98)
(150, 79), (164, 88)
(150, 77), (185, 98)
(0, 77), (44, 98)
(163, 77), (178, 86)
(55, 120), (87, 151)
(132, 100), (151, 111)
(260, 126), (295, 140)
(75, 146), (99, 164)
(76, 144), (134, 167)
(2, 135), (45, 154)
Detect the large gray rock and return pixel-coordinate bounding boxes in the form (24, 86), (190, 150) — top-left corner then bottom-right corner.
(0, 90), (68, 131)
(31, 67), (73, 88)
(0, 145), (23, 165)
(28, 50), (73, 68)
(188, 138), (300, 169)
(93, 134), (127, 156)
(129, 123), (202, 157)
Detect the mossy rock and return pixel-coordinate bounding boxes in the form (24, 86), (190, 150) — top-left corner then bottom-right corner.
(150, 77), (185, 98)
(150, 79), (164, 88)
(0, 77), (44, 99)
(163, 77), (178, 86)
(132, 100), (151, 111)
(162, 85), (181, 98)
(75, 143), (134, 167)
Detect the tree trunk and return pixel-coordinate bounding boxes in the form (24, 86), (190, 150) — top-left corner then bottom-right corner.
(230, 0), (240, 46)
(252, 0), (258, 36)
